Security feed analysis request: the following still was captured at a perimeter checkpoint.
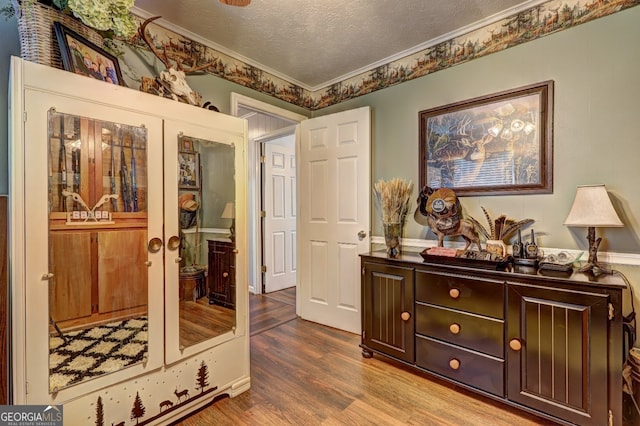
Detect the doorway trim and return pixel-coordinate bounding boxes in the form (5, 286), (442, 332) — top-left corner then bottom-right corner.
(230, 93), (307, 294)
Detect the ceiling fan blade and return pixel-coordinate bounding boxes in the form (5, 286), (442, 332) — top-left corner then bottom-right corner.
(220, 0), (251, 6)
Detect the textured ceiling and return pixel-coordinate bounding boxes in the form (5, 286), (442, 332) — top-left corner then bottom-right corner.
(133, 0), (535, 89)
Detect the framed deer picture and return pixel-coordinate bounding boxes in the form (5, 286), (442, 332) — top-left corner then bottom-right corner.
(54, 22), (125, 87)
(419, 81), (553, 196)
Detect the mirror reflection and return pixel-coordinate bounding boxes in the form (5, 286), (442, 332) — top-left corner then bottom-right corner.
(47, 111), (149, 392)
(178, 135), (236, 349)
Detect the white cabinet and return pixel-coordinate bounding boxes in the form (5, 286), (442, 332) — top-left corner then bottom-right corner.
(9, 57), (249, 425)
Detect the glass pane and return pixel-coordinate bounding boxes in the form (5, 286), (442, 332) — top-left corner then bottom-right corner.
(178, 135), (236, 349)
(47, 110), (149, 392)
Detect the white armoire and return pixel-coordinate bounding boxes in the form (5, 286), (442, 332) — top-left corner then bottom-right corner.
(8, 57), (249, 425)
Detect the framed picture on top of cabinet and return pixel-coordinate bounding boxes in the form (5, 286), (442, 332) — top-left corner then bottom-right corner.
(419, 81), (553, 196)
(54, 22), (125, 87)
(179, 151), (200, 189)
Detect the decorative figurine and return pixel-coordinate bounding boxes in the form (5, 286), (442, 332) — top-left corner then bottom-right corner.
(414, 186), (481, 251)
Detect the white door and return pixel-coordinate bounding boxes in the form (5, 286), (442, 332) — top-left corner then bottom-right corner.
(298, 106), (371, 334)
(263, 134), (297, 293)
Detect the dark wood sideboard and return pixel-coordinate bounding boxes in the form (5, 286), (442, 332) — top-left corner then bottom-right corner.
(208, 239), (236, 308)
(360, 251), (626, 426)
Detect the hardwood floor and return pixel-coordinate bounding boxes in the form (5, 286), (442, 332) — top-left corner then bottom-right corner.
(250, 287), (297, 336)
(173, 287), (557, 426)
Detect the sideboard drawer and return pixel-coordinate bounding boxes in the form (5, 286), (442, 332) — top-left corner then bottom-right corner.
(415, 303), (504, 358)
(415, 271), (504, 319)
(416, 335), (504, 397)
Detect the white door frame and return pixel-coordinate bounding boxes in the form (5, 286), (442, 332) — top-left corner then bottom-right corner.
(230, 93), (307, 295)
(258, 129), (297, 293)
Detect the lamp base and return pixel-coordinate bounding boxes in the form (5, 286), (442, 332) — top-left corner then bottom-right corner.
(579, 226), (613, 274)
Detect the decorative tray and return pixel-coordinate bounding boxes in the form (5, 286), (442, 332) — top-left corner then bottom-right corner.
(420, 248), (512, 271)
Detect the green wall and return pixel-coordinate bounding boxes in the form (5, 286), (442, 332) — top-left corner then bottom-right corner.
(0, 8), (20, 195)
(313, 6), (640, 258)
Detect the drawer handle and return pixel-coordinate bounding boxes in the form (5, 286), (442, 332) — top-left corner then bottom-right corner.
(449, 288), (460, 299)
(401, 311), (411, 321)
(509, 338), (522, 351)
(449, 358), (460, 370)
(449, 323), (461, 334)
(223, 272), (229, 278)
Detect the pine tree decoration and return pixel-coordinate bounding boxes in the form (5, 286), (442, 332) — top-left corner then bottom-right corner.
(130, 391), (146, 425)
(196, 360), (210, 393)
(95, 396), (104, 426)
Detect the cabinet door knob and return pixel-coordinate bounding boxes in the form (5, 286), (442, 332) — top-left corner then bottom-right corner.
(167, 235), (181, 251)
(223, 272), (229, 278)
(401, 311), (411, 321)
(509, 338), (522, 351)
(449, 323), (461, 334)
(148, 237), (163, 253)
(449, 358), (460, 370)
(449, 288), (460, 299)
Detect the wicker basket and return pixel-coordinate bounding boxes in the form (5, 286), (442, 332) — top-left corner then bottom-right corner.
(14, 0), (104, 70)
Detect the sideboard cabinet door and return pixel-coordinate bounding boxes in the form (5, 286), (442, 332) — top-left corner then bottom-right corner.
(361, 261), (414, 363)
(506, 283), (610, 425)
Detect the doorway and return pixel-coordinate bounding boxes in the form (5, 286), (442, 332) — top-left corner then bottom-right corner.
(230, 93), (307, 299)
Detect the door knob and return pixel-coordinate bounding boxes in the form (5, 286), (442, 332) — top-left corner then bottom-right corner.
(357, 230), (367, 240)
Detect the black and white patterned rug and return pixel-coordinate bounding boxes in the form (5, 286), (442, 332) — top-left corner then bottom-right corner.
(49, 316), (148, 391)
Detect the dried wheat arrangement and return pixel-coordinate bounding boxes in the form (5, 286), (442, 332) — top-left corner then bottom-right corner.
(373, 178), (413, 223)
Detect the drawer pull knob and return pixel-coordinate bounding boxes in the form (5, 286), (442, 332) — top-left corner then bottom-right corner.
(449, 358), (460, 370)
(449, 323), (461, 334)
(509, 338), (522, 351)
(401, 311), (411, 321)
(449, 288), (460, 299)
(223, 272), (229, 278)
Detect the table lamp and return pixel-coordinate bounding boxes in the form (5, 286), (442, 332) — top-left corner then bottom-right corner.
(563, 184), (623, 274)
(221, 202), (235, 241)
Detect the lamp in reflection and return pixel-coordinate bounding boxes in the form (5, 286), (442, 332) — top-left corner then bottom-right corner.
(221, 202), (235, 242)
(563, 184), (623, 274)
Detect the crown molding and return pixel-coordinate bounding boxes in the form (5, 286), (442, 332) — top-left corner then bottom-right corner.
(311, 0), (548, 92)
(131, 6), (312, 90)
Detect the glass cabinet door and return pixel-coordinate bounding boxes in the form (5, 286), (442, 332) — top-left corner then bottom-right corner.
(20, 90), (165, 403)
(47, 111), (150, 392)
(164, 120), (246, 364)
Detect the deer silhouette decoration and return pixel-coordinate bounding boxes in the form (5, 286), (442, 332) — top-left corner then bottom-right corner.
(174, 388), (190, 402)
(159, 400), (173, 411)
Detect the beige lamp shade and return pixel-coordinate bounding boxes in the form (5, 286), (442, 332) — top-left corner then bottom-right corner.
(563, 184), (623, 227)
(221, 202), (235, 219)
